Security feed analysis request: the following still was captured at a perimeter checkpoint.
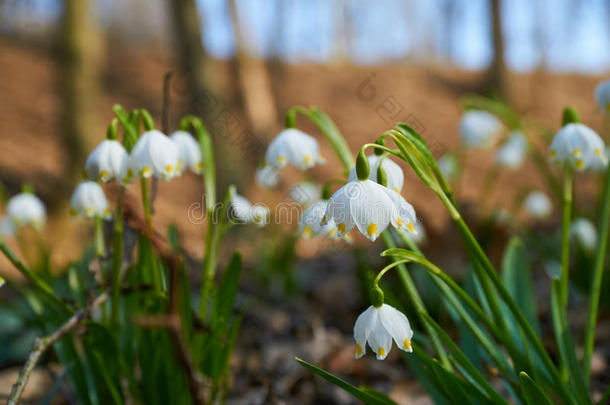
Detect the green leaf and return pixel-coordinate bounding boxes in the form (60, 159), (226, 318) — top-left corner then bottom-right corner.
(213, 252), (242, 328)
(295, 357), (397, 405)
(501, 238), (540, 335)
(519, 372), (554, 405)
(550, 279), (590, 404)
(306, 107), (354, 171)
(112, 105), (138, 151)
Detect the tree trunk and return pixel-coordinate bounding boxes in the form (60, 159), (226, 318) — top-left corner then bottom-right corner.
(487, 0), (508, 100)
(59, 0), (102, 181)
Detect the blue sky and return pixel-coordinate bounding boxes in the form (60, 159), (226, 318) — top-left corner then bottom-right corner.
(7, 0), (610, 74)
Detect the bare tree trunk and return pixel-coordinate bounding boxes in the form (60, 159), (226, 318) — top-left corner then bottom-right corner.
(228, 0), (278, 140)
(59, 0), (101, 180)
(487, 0), (508, 100)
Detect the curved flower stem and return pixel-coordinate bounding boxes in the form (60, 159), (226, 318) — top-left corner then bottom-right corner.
(583, 161), (610, 384)
(361, 143), (401, 158)
(381, 232), (451, 369)
(560, 167), (573, 306)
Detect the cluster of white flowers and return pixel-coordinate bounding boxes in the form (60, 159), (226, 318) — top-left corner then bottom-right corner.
(549, 123), (607, 171)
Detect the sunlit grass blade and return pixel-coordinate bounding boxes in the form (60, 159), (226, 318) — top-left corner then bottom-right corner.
(519, 372), (554, 405)
(295, 357), (397, 405)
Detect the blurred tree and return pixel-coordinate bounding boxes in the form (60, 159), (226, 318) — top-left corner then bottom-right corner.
(58, 0), (102, 180)
(486, 0), (508, 100)
(228, 0), (278, 141)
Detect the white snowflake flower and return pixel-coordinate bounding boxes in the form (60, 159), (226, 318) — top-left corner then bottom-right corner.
(130, 130), (180, 180)
(570, 218), (597, 252)
(496, 130), (527, 169)
(549, 123), (607, 171)
(6, 193), (46, 230)
(170, 131), (203, 174)
(229, 190), (269, 227)
(459, 110), (503, 148)
(524, 191), (552, 219)
(84, 139), (129, 182)
(264, 128), (324, 170)
(255, 165), (279, 189)
(354, 304), (413, 360)
(70, 181), (111, 219)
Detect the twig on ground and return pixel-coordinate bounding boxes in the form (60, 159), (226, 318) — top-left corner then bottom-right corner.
(7, 291), (109, 405)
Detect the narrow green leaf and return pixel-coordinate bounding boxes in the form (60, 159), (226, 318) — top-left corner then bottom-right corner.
(519, 372), (554, 405)
(295, 357), (396, 405)
(213, 252), (242, 327)
(550, 279), (590, 404)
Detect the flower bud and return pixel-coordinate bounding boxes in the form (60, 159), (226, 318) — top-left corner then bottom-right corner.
(356, 150), (370, 181)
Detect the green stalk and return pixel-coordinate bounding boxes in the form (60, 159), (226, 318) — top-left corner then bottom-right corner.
(560, 168), (573, 306)
(0, 239), (72, 315)
(198, 210), (219, 318)
(140, 177), (152, 232)
(381, 232), (451, 369)
(94, 216), (105, 257)
(111, 189), (124, 325)
(583, 161), (610, 384)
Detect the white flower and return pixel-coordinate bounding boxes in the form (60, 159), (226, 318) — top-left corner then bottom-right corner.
(130, 130), (180, 180)
(524, 191), (551, 219)
(496, 130), (527, 169)
(354, 304), (413, 360)
(255, 165), (279, 189)
(170, 131), (203, 174)
(289, 182), (320, 207)
(84, 139), (129, 182)
(0, 217), (15, 237)
(324, 180), (416, 242)
(549, 123), (607, 171)
(264, 128), (324, 170)
(229, 190), (269, 227)
(298, 200), (340, 239)
(6, 193), (46, 230)
(403, 221), (426, 245)
(437, 154), (459, 180)
(0, 276), (5, 288)
(595, 80), (610, 115)
(118, 155), (138, 186)
(70, 181), (111, 219)
(571, 218), (597, 252)
(459, 110), (503, 148)
(348, 154), (404, 193)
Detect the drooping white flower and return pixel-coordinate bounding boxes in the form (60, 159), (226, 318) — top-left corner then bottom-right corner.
(84, 139), (129, 182)
(130, 130), (180, 180)
(496, 130), (527, 169)
(264, 128), (324, 170)
(354, 304), (413, 360)
(403, 221), (426, 245)
(229, 190), (269, 227)
(6, 193), (46, 230)
(70, 181), (111, 219)
(549, 123), (607, 171)
(170, 131), (203, 174)
(570, 218), (597, 252)
(595, 80), (610, 115)
(459, 110), (503, 148)
(524, 191), (552, 219)
(437, 154), (459, 180)
(298, 200), (340, 239)
(255, 165), (279, 189)
(348, 154), (404, 193)
(0, 276), (5, 288)
(289, 182), (320, 207)
(324, 180), (416, 242)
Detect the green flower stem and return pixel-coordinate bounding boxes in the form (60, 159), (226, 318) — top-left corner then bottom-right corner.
(583, 160), (610, 384)
(0, 239), (72, 315)
(560, 168), (573, 306)
(381, 232), (451, 369)
(140, 177), (153, 232)
(94, 216), (105, 257)
(361, 143), (401, 158)
(111, 189), (124, 325)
